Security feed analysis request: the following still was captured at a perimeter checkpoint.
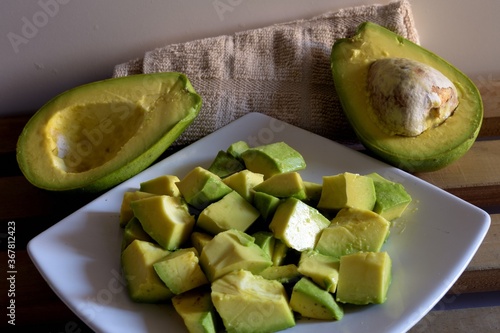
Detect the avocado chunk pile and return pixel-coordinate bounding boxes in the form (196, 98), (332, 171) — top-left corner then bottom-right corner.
(119, 140), (412, 332)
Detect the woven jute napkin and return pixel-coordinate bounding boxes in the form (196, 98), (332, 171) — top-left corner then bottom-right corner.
(113, 0), (419, 147)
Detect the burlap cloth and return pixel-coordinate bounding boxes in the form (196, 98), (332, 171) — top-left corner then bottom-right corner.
(113, 0), (419, 147)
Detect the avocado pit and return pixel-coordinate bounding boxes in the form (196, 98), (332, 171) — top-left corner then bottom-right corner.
(367, 57), (459, 136)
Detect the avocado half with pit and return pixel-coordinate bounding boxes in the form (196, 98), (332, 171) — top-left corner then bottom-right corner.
(331, 22), (483, 172)
(16, 72), (202, 191)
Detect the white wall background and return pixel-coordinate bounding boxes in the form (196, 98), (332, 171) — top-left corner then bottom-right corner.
(1, 0), (500, 117)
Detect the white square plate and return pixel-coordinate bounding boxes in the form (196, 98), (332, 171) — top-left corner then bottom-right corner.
(28, 112), (491, 333)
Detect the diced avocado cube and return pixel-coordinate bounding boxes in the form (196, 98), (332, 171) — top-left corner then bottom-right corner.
(317, 172), (376, 212)
(121, 240), (173, 302)
(131, 195), (195, 250)
(252, 191), (281, 222)
(176, 167), (233, 210)
(258, 264), (301, 284)
(153, 247), (209, 294)
(172, 287), (219, 333)
(208, 150), (245, 178)
(366, 172), (412, 221)
(191, 231), (213, 255)
(252, 231), (275, 260)
(315, 207), (390, 259)
(211, 270), (296, 333)
(289, 277), (344, 320)
(226, 140), (249, 159)
(269, 198), (330, 252)
(197, 191), (260, 234)
(119, 191), (156, 227)
(223, 169), (264, 202)
(121, 216), (154, 251)
(253, 172), (307, 200)
(336, 251), (392, 305)
(272, 239), (289, 266)
(241, 142), (306, 179)
(139, 175), (181, 196)
(199, 229), (272, 282)
(303, 180), (323, 204)
(297, 250), (340, 293)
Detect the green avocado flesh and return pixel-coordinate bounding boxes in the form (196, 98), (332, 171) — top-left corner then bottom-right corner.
(16, 72), (202, 191)
(331, 22), (483, 172)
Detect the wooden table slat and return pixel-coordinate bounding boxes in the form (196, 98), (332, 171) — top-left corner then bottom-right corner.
(467, 214), (500, 271)
(409, 305), (500, 333)
(475, 77), (500, 118)
(415, 140), (500, 189)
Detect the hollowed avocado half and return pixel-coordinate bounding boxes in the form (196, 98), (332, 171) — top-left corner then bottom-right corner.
(17, 72), (202, 191)
(331, 22), (483, 172)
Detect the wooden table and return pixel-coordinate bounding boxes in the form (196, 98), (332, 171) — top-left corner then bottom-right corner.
(1, 80), (499, 332)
